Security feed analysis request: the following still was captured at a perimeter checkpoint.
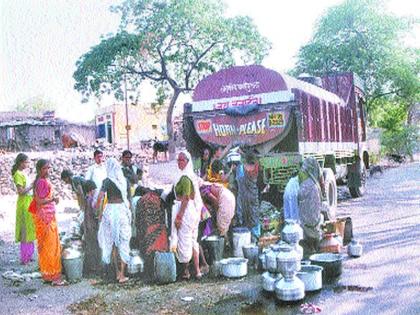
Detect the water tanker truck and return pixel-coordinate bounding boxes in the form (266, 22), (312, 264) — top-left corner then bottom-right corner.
(183, 65), (369, 211)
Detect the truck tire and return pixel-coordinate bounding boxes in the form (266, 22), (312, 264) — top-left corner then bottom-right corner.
(349, 161), (367, 198)
(322, 168), (337, 220)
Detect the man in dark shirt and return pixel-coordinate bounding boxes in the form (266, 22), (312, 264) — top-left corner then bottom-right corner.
(61, 169), (88, 208)
(121, 150), (143, 238)
(121, 150), (143, 196)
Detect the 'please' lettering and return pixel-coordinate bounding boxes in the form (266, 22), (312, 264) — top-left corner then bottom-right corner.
(213, 118), (267, 137)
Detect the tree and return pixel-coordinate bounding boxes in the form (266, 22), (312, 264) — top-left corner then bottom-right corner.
(15, 95), (56, 116)
(73, 0), (270, 153)
(293, 0), (419, 125)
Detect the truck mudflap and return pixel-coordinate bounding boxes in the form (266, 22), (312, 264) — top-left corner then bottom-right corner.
(192, 107), (292, 147)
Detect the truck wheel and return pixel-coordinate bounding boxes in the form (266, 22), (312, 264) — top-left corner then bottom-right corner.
(322, 168), (337, 220)
(349, 162), (367, 198)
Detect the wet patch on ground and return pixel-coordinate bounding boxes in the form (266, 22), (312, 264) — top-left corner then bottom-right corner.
(333, 285), (373, 293)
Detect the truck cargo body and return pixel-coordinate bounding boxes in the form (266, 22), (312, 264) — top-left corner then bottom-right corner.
(183, 65), (368, 202)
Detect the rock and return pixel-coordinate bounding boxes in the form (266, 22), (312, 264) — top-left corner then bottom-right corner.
(0, 148), (151, 199)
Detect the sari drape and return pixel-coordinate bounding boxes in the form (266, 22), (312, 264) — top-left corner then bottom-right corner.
(34, 178), (61, 281)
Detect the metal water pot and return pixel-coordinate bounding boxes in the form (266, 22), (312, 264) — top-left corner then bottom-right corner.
(128, 250), (144, 274)
(276, 242), (301, 278)
(265, 244), (282, 273)
(294, 242), (304, 261)
(242, 244), (259, 267)
(259, 248), (269, 271)
(348, 239), (363, 257)
(262, 271), (283, 292)
(281, 219), (303, 244)
(275, 276), (305, 302)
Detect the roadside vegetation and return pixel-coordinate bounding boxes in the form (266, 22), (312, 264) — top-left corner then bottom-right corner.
(293, 0), (419, 160)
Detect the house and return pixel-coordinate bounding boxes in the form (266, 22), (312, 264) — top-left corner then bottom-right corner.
(0, 111), (96, 151)
(95, 103), (168, 146)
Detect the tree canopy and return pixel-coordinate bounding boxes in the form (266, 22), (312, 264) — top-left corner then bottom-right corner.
(293, 0), (419, 126)
(73, 0), (270, 147)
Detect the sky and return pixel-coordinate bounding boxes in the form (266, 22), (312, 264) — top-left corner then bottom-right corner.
(0, 0), (419, 122)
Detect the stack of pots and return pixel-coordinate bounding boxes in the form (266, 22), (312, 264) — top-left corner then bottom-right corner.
(260, 220), (305, 301)
(275, 220), (305, 302)
(260, 244), (283, 293)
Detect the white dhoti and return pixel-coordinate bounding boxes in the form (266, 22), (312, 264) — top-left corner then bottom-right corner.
(98, 203), (132, 264)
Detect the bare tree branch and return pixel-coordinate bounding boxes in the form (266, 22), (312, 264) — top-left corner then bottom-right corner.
(369, 89), (403, 101)
(185, 41), (220, 89)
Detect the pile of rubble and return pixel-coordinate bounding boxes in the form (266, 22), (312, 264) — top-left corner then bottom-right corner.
(0, 146), (153, 199)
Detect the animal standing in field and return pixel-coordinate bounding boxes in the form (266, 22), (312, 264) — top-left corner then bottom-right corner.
(152, 140), (169, 163)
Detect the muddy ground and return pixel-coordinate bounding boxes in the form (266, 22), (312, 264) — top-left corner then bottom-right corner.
(1, 160), (419, 315)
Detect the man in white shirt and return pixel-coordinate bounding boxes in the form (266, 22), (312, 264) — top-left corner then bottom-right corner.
(85, 149), (107, 203)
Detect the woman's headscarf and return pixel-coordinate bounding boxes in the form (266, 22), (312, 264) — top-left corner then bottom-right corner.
(106, 157), (129, 207)
(300, 157), (322, 190)
(175, 150), (204, 211)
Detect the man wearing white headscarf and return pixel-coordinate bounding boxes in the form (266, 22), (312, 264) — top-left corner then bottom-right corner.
(170, 150), (203, 280)
(97, 158), (132, 283)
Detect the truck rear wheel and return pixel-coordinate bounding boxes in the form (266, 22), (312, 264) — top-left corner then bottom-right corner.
(349, 161), (367, 198)
(322, 168), (337, 220)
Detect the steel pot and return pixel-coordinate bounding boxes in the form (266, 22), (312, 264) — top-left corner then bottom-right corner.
(202, 235), (225, 264)
(242, 244), (259, 266)
(296, 265), (323, 291)
(309, 253), (343, 279)
(348, 239), (363, 257)
(281, 219), (303, 244)
(265, 244), (281, 273)
(262, 272), (282, 292)
(276, 242), (301, 277)
(220, 257), (248, 278)
(258, 248), (269, 271)
(128, 250), (144, 274)
(275, 277), (305, 302)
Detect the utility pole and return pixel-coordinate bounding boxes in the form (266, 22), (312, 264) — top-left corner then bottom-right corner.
(124, 73), (130, 150)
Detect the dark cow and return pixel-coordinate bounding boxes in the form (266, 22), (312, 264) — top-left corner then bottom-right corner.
(153, 140), (169, 163)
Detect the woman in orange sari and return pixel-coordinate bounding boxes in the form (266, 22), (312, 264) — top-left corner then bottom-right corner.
(32, 159), (65, 285)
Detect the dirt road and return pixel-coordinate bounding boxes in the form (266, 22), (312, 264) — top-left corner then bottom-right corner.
(0, 161), (419, 315)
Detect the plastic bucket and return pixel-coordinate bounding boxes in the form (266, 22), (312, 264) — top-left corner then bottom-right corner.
(154, 252), (176, 284)
(232, 227), (251, 257)
(62, 256), (83, 282)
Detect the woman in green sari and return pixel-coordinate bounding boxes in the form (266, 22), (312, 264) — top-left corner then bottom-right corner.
(12, 153), (36, 264)
(298, 157), (323, 258)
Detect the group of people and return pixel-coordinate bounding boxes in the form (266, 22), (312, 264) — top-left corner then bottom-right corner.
(12, 144), (326, 285)
(12, 154), (65, 286)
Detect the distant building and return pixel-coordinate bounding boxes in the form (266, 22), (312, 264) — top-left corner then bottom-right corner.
(0, 111), (95, 151)
(95, 103), (168, 146)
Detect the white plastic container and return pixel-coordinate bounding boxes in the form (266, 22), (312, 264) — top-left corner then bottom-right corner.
(232, 227), (251, 257)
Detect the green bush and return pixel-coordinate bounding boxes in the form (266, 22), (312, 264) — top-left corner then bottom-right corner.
(381, 125), (419, 157)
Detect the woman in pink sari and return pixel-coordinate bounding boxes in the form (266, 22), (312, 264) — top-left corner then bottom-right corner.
(32, 159), (65, 285)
